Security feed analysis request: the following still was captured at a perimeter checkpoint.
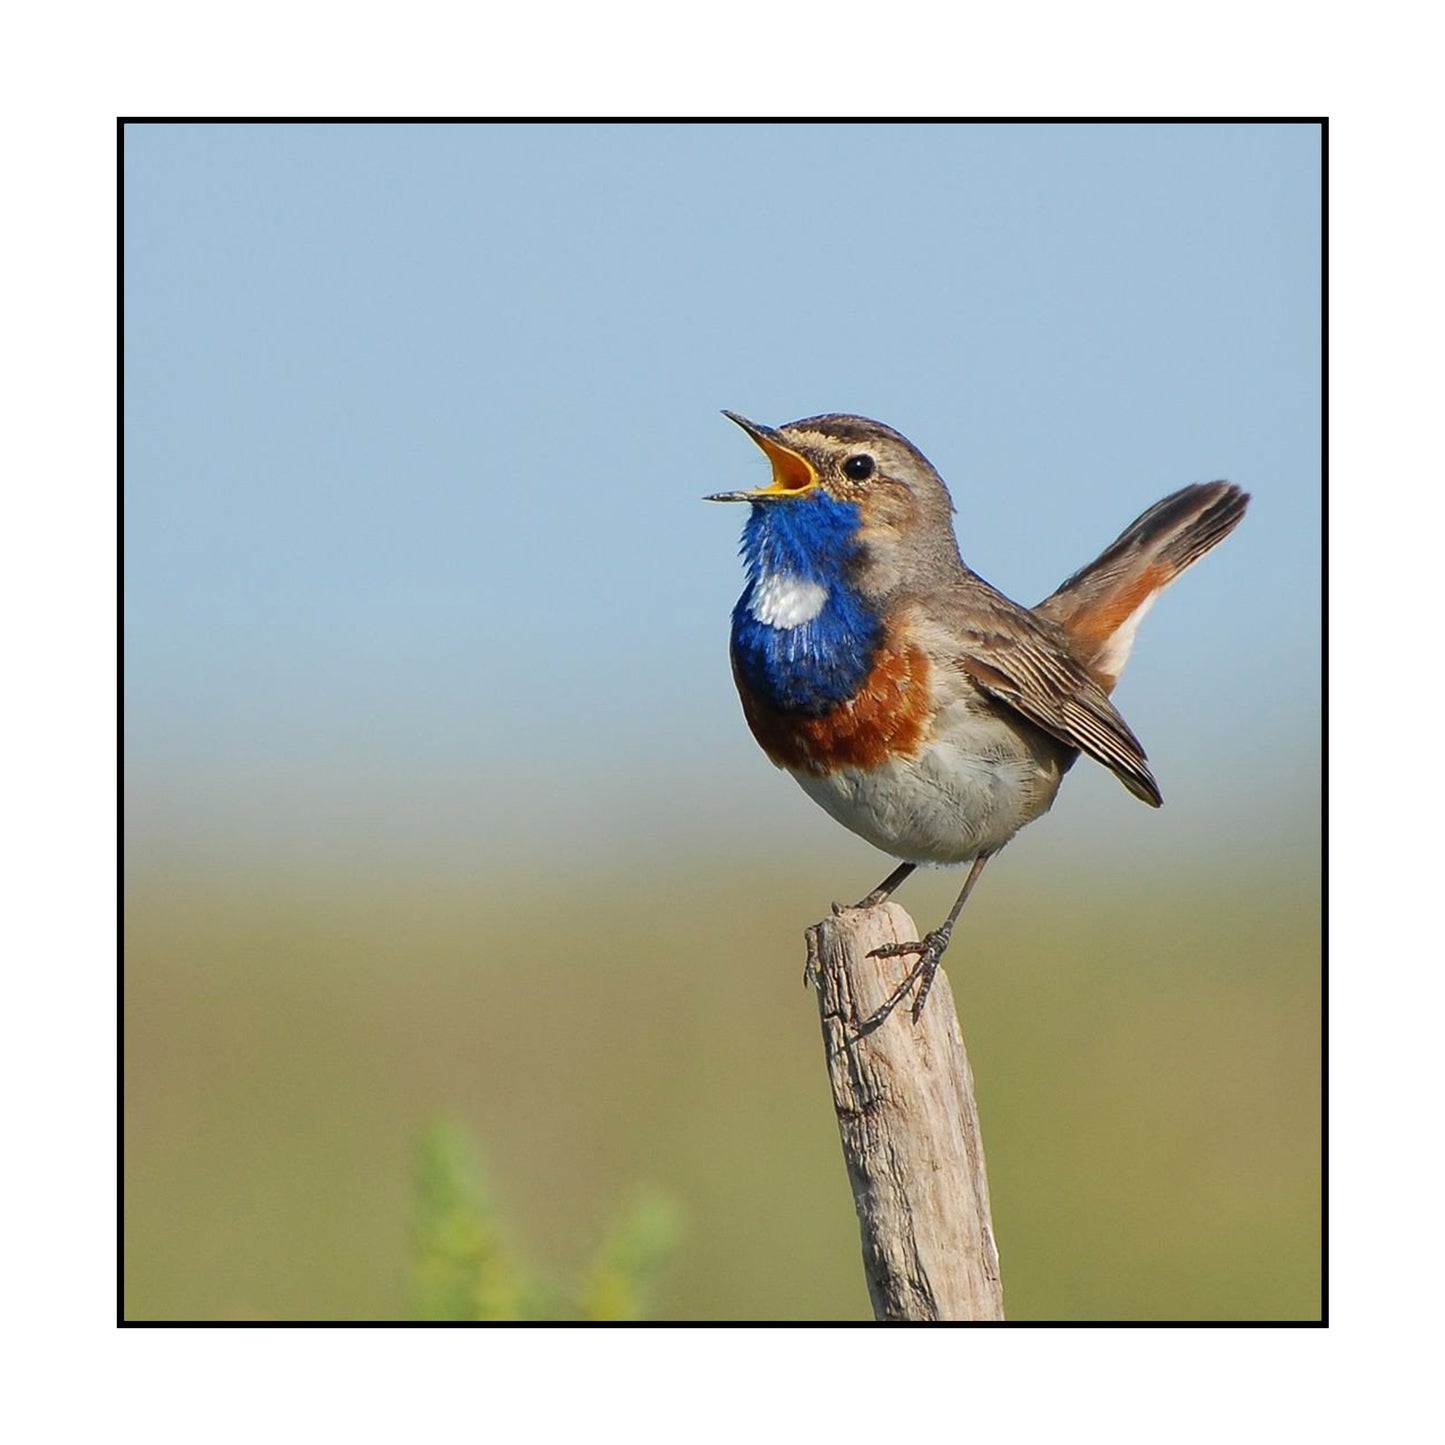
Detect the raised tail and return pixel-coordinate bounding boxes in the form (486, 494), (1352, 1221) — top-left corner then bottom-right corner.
(1034, 481), (1249, 691)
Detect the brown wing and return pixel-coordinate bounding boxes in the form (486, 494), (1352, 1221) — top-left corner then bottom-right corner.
(930, 580), (1163, 807)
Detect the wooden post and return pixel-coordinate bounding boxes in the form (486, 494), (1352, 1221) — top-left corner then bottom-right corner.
(805, 901), (1005, 1322)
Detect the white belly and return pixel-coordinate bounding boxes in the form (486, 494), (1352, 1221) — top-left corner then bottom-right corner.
(790, 705), (1064, 864)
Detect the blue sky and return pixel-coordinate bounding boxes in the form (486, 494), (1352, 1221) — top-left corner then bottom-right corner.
(124, 122), (1320, 867)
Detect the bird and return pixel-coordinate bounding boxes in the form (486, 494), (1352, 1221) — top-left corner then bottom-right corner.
(706, 411), (1248, 1027)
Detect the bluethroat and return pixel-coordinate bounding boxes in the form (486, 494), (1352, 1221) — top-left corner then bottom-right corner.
(707, 412), (1248, 1027)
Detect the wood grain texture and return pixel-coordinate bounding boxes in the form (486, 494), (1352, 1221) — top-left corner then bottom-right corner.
(806, 902), (1004, 1322)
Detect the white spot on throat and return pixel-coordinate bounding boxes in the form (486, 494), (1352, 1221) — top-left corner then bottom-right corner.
(748, 571), (829, 629)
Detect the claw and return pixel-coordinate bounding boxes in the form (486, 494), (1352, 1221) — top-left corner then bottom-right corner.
(869, 939), (927, 961)
(852, 854), (988, 1031)
(907, 950), (944, 1022)
(855, 930), (949, 1033)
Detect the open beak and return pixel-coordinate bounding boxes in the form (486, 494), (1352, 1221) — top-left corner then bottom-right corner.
(705, 411), (819, 501)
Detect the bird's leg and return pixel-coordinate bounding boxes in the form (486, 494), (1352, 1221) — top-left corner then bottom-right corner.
(853, 860), (916, 910)
(811, 862), (920, 985)
(859, 853), (994, 1029)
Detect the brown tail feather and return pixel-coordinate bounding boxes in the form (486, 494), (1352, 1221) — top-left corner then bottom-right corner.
(1034, 481), (1248, 690)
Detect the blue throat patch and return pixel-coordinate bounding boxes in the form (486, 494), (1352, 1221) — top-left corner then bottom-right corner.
(730, 492), (882, 716)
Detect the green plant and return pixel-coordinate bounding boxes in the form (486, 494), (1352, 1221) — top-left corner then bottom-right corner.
(410, 1120), (683, 1321)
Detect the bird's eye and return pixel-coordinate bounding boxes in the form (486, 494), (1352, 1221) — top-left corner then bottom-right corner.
(842, 454), (875, 481)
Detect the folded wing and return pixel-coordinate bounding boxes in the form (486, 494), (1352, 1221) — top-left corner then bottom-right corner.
(932, 586), (1164, 806)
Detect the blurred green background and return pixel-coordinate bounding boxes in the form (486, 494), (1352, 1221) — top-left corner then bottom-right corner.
(124, 122), (1320, 1320)
(125, 824), (1319, 1321)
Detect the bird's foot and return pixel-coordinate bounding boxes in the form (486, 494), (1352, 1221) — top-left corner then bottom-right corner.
(859, 927), (953, 1029)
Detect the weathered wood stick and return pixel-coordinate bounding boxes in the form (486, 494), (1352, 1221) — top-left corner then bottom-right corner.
(806, 901), (1004, 1322)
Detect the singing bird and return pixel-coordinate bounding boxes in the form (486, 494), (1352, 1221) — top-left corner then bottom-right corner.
(708, 411), (1248, 1025)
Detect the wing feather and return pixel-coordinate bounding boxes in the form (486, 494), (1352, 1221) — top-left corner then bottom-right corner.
(933, 584), (1164, 807)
